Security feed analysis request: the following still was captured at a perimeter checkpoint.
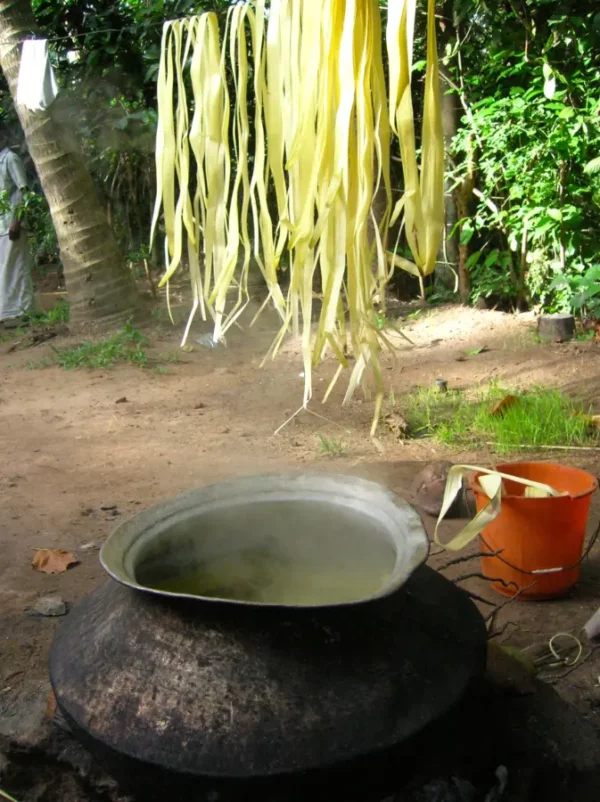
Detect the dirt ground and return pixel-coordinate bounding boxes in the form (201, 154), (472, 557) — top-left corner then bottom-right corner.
(1, 302), (600, 747)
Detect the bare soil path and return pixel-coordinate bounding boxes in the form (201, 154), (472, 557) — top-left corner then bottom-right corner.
(1, 304), (600, 743)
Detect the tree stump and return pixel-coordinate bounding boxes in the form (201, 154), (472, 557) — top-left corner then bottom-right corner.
(538, 313), (575, 343)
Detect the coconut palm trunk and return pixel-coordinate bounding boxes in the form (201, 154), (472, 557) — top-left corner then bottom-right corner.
(0, 0), (137, 330)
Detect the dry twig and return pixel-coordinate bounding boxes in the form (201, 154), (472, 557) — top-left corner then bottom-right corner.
(464, 591), (497, 607)
(487, 621), (517, 640)
(485, 581), (538, 628)
(454, 572), (520, 592)
(438, 549), (504, 571)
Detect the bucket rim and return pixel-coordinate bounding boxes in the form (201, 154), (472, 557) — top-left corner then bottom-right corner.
(468, 460), (598, 500)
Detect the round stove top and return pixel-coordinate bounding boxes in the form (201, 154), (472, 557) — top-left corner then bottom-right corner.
(50, 566), (486, 780)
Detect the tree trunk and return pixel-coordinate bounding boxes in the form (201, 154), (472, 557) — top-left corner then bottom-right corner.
(438, 86), (460, 291)
(0, 0), (138, 330)
(435, 0), (461, 293)
(453, 168), (474, 303)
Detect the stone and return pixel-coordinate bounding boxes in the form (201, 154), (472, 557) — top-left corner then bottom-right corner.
(538, 313), (575, 344)
(32, 596), (67, 617)
(411, 461), (474, 519)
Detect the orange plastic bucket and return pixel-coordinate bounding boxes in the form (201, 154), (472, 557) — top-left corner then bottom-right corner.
(469, 462), (598, 599)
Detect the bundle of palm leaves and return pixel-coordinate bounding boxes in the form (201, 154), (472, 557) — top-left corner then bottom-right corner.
(152, 0), (443, 431)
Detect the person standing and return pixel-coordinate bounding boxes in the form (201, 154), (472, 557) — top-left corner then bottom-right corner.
(0, 129), (34, 326)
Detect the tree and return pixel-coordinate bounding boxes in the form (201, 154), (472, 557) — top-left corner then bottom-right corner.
(445, 1), (600, 314)
(0, 0), (138, 329)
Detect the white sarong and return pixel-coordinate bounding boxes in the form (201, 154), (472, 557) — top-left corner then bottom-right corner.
(0, 147), (34, 321)
(0, 232), (34, 320)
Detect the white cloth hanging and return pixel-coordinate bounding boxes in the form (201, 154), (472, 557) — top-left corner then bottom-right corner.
(16, 39), (58, 112)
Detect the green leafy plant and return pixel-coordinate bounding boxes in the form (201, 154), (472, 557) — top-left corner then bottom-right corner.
(550, 265), (600, 318)
(28, 300), (70, 326)
(446, 7), (600, 315)
(575, 329), (597, 342)
(317, 434), (347, 457)
(20, 190), (59, 266)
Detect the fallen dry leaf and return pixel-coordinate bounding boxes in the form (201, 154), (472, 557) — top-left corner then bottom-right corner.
(45, 688), (57, 720)
(384, 411), (411, 439)
(32, 549), (79, 574)
(486, 641), (536, 696)
(578, 412), (600, 431)
(489, 394), (519, 417)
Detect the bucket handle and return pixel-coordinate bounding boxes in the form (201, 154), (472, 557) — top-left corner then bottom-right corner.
(434, 464), (563, 552)
(479, 519), (600, 577)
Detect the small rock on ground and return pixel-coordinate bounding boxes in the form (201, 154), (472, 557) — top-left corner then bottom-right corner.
(411, 461), (474, 518)
(79, 542), (100, 552)
(32, 596), (67, 617)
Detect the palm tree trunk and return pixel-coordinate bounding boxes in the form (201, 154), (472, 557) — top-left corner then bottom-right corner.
(0, 0), (138, 330)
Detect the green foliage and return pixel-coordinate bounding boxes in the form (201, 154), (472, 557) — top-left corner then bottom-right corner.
(29, 300), (70, 326)
(447, 5), (600, 316)
(22, 191), (59, 266)
(404, 384), (598, 454)
(404, 387), (470, 442)
(6, 0), (596, 321)
(549, 265), (600, 317)
(474, 388), (595, 454)
(317, 433), (347, 457)
(0, 188), (58, 266)
(575, 328), (597, 342)
(53, 322), (148, 369)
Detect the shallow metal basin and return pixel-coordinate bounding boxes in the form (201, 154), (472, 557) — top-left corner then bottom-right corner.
(100, 472), (429, 608)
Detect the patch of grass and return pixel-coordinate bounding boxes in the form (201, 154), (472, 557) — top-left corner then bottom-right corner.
(475, 386), (595, 453)
(53, 322), (148, 370)
(317, 433), (347, 457)
(404, 387), (468, 441)
(158, 349), (181, 363)
(575, 329), (596, 342)
(153, 365), (171, 375)
(29, 300), (70, 326)
(403, 384), (598, 454)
